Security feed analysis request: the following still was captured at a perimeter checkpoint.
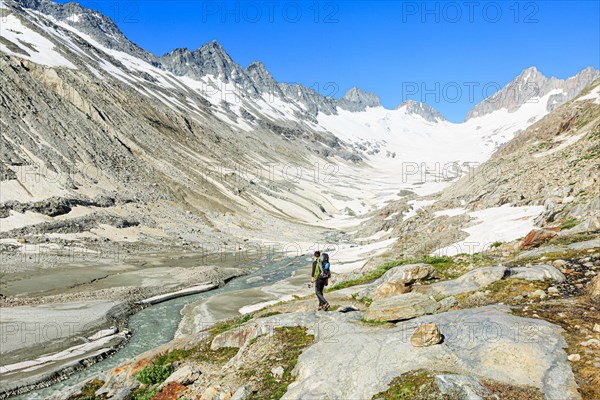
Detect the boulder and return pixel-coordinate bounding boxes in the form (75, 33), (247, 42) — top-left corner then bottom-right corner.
(202, 386), (232, 400)
(162, 364), (200, 386)
(356, 263), (436, 300)
(417, 266), (508, 297)
(438, 296), (458, 311)
(553, 259), (568, 268)
(231, 384), (252, 400)
(580, 339), (600, 348)
(567, 354), (581, 362)
(510, 264), (566, 283)
(377, 263), (437, 285)
(372, 281), (410, 300)
(410, 323), (442, 347)
(271, 366), (285, 378)
(364, 293), (441, 322)
(562, 215), (600, 234)
(568, 238), (600, 251)
(519, 228), (559, 250)
(517, 246), (567, 260)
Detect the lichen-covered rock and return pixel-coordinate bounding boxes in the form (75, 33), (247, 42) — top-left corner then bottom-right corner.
(364, 293), (441, 322)
(510, 264), (566, 283)
(417, 266), (508, 297)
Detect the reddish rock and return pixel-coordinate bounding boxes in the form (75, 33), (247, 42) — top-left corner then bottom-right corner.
(519, 227), (559, 250)
(130, 358), (153, 376)
(152, 382), (187, 400)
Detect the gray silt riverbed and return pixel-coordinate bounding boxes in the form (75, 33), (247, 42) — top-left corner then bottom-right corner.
(10, 254), (311, 399)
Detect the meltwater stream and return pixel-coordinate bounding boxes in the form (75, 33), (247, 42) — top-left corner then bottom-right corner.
(18, 255), (309, 399)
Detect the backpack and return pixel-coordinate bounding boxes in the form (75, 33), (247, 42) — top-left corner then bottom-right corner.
(319, 253), (331, 279)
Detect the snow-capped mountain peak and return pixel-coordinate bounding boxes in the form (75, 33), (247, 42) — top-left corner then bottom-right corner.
(337, 87), (381, 112)
(465, 66), (599, 120)
(395, 100), (446, 123)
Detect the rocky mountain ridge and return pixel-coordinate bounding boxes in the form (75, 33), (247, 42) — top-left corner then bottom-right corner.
(6, 0), (599, 121)
(466, 66), (600, 120)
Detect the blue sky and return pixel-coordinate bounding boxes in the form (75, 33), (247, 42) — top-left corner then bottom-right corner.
(59, 1), (599, 122)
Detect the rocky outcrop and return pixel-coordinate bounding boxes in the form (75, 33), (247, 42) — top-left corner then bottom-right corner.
(509, 264), (566, 283)
(417, 266), (508, 297)
(283, 306), (581, 400)
(336, 87), (381, 112)
(364, 292), (446, 322)
(162, 364), (201, 386)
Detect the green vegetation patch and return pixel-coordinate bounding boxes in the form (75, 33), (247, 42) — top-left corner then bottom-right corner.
(328, 256), (458, 292)
(358, 317), (394, 327)
(136, 364), (174, 385)
(372, 370), (452, 399)
(68, 379), (107, 400)
(548, 232), (598, 246)
(209, 313), (253, 335)
(373, 370), (544, 400)
(153, 348), (191, 366)
(257, 311), (282, 318)
(241, 326), (314, 400)
(560, 217), (580, 230)
(127, 386), (160, 400)
(455, 278), (550, 309)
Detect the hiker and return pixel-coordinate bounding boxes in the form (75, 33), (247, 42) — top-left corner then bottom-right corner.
(311, 251), (330, 311)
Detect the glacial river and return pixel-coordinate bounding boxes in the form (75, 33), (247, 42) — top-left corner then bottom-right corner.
(17, 255), (309, 399)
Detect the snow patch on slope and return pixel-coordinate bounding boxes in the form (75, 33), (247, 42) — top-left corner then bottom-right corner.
(433, 205), (544, 256)
(576, 85), (600, 104)
(0, 14), (76, 68)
